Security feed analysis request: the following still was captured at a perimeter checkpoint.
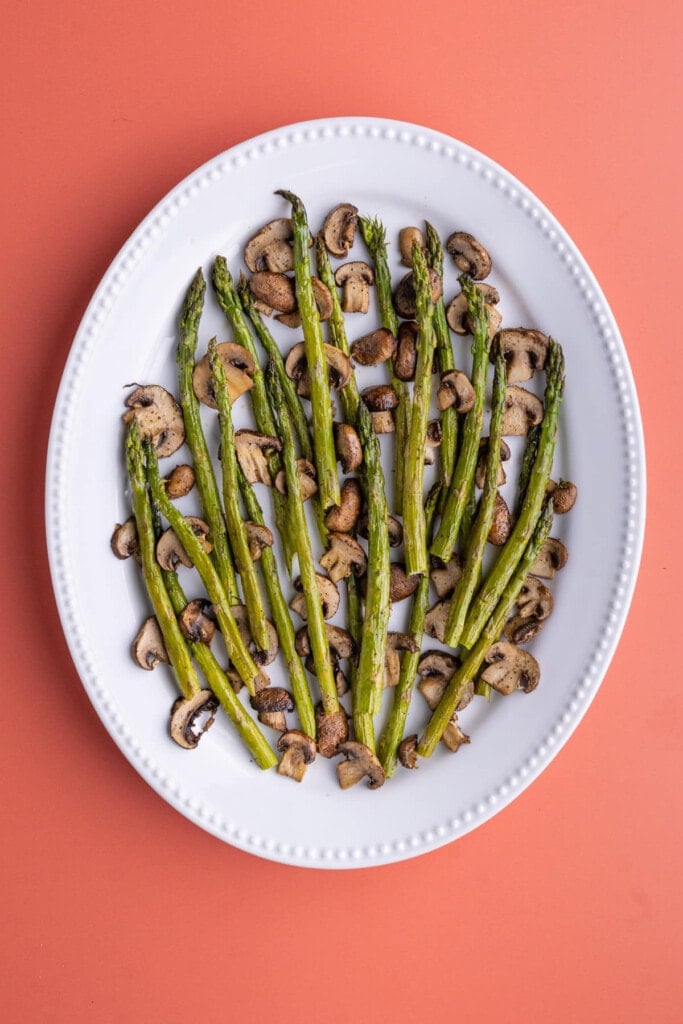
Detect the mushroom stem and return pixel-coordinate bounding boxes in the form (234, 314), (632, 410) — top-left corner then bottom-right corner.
(177, 269), (239, 603)
(425, 223), (459, 507)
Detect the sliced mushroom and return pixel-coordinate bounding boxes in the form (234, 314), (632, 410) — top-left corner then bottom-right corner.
(276, 278), (333, 327)
(442, 715), (471, 753)
(336, 740), (385, 790)
(295, 624), (356, 665)
(244, 218), (295, 273)
(361, 384), (399, 433)
(398, 734), (419, 769)
(289, 573), (340, 620)
(230, 604), (279, 665)
(393, 321), (419, 381)
(249, 687), (295, 731)
(169, 689), (218, 749)
(502, 386), (544, 436)
(320, 533), (367, 583)
(192, 342), (255, 408)
(132, 617), (168, 670)
(475, 437), (511, 489)
(335, 261), (374, 313)
(516, 575), (554, 621)
(334, 423), (363, 473)
(494, 328), (549, 383)
(248, 271), (297, 313)
(277, 730), (317, 782)
(529, 537), (568, 579)
(393, 267), (442, 319)
(503, 613), (545, 645)
(274, 458), (318, 501)
(384, 632), (419, 688)
(446, 231), (492, 280)
(111, 517), (140, 561)
(480, 641), (541, 694)
(315, 704), (349, 758)
(234, 430), (283, 485)
(177, 599), (215, 644)
(244, 521), (274, 560)
(156, 517), (212, 571)
(445, 283), (500, 334)
(488, 493), (513, 546)
(324, 477), (363, 533)
(437, 369), (475, 413)
(164, 463), (195, 499)
(424, 419), (443, 466)
(424, 599), (451, 643)
(390, 563), (420, 602)
(350, 327), (397, 366)
(122, 384), (185, 457)
(547, 478), (578, 514)
(417, 651), (459, 709)
(429, 553), (464, 599)
(357, 511), (403, 548)
(284, 341), (352, 398)
(398, 226), (427, 267)
(322, 203), (358, 257)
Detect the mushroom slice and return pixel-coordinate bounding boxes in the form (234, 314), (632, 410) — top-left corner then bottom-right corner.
(488, 492), (513, 546)
(394, 268), (442, 319)
(424, 599), (451, 643)
(289, 573), (340, 620)
(316, 704), (349, 758)
(249, 687), (295, 732)
(442, 715), (471, 753)
(495, 328), (549, 384)
(169, 689), (218, 749)
(503, 613), (545, 645)
(295, 624), (356, 665)
(320, 533), (367, 584)
(336, 741), (385, 790)
(446, 231), (492, 280)
(390, 563), (421, 603)
(529, 537), (568, 579)
(398, 734), (419, 769)
(234, 429), (283, 486)
(132, 617), (168, 670)
(547, 478), (578, 514)
(111, 517), (140, 561)
(177, 599), (216, 644)
(274, 458), (318, 501)
(480, 641), (541, 695)
(350, 327), (397, 366)
(417, 650), (459, 709)
(322, 203), (358, 257)
(325, 477), (363, 533)
(445, 283), (500, 334)
(429, 553), (464, 599)
(192, 342), (255, 408)
(248, 271), (297, 313)
(230, 604), (279, 665)
(361, 384), (399, 433)
(398, 226), (427, 267)
(424, 419), (443, 466)
(244, 218), (295, 273)
(244, 521), (274, 560)
(384, 632), (419, 688)
(284, 342), (352, 397)
(393, 321), (419, 381)
(358, 511), (403, 548)
(437, 369), (475, 413)
(276, 278), (333, 327)
(335, 261), (374, 313)
(502, 386), (544, 436)
(475, 437), (511, 489)
(277, 730), (317, 782)
(156, 517), (212, 571)
(334, 423), (363, 473)
(122, 384), (185, 457)
(516, 575), (554, 621)
(164, 463), (195, 499)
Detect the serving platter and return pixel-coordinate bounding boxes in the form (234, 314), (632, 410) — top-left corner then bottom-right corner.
(45, 117), (645, 868)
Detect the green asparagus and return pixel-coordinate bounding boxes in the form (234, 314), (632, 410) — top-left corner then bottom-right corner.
(425, 222), (458, 504)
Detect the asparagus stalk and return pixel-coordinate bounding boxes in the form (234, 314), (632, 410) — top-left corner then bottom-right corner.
(267, 364), (340, 717)
(352, 401), (392, 751)
(237, 463), (317, 740)
(275, 190), (340, 511)
(515, 423), (541, 517)
(443, 351), (507, 647)
(176, 269), (239, 603)
(126, 420), (200, 700)
(145, 440), (267, 696)
(417, 498), (555, 758)
(314, 234), (361, 426)
(207, 338), (271, 652)
(430, 276), (492, 561)
(459, 338), (565, 649)
(212, 256), (296, 573)
(425, 222), (458, 504)
(402, 242), (437, 577)
(358, 215), (410, 514)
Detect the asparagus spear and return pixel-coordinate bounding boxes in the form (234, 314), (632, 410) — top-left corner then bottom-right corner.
(515, 423), (541, 517)
(267, 364), (340, 717)
(237, 463), (317, 740)
(275, 190), (340, 511)
(358, 215), (410, 514)
(443, 351), (507, 648)
(352, 401), (392, 752)
(207, 338), (271, 652)
(402, 242), (437, 577)
(425, 222), (458, 504)
(212, 256), (296, 572)
(176, 269), (238, 603)
(417, 498), (554, 758)
(430, 276), (492, 561)
(314, 234), (361, 426)
(126, 419), (200, 701)
(459, 338), (565, 649)
(145, 439), (267, 697)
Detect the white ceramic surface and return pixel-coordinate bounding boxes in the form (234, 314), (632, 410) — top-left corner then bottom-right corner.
(46, 117), (645, 868)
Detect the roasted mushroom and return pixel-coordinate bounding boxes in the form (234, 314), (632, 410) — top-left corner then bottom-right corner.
(361, 384), (399, 433)
(322, 203), (358, 257)
(163, 463), (195, 499)
(335, 261), (374, 313)
(547, 479), (578, 514)
(495, 328), (549, 383)
(442, 716), (471, 753)
(277, 730), (317, 782)
(289, 573), (341, 620)
(325, 477), (363, 533)
(384, 632), (419, 688)
(192, 342), (255, 407)
(132, 617), (168, 670)
(424, 598), (451, 643)
(249, 687), (295, 731)
(488, 492), (513, 546)
(393, 321), (419, 381)
(177, 598), (215, 644)
(230, 604), (279, 665)
(389, 563), (421, 602)
(334, 423), (363, 473)
(244, 218), (295, 273)
(276, 278), (333, 328)
(244, 521), (274, 560)
(429, 553), (464, 599)
(350, 327), (397, 366)
(111, 517), (140, 561)
(398, 734), (419, 769)
(295, 624), (356, 666)
(424, 419), (443, 466)
(475, 437), (511, 489)
(417, 651), (459, 709)
(502, 386), (544, 436)
(358, 511), (403, 548)
(248, 271), (297, 314)
(234, 430), (283, 485)
(315, 704), (349, 758)
(156, 517), (212, 571)
(445, 283), (500, 334)
(394, 267), (442, 319)
(398, 226), (427, 267)
(529, 537), (568, 579)
(284, 342), (352, 398)
(437, 369), (476, 413)
(122, 384), (185, 457)
(335, 740), (385, 790)
(480, 641), (541, 694)
(320, 532), (367, 583)
(169, 690), (218, 749)
(274, 458), (318, 501)
(446, 231), (492, 280)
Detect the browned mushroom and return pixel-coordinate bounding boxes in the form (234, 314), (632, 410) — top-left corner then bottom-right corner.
(429, 553), (464, 599)
(398, 734), (419, 768)
(156, 517), (212, 571)
(320, 532), (367, 583)
(424, 419), (443, 465)
(230, 604), (279, 666)
(445, 283), (500, 334)
(244, 218), (297, 272)
(192, 342), (255, 407)
(393, 321), (419, 381)
(169, 690), (218, 749)
(177, 599), (216, 644)
(446, 231), (492, 280)
(424, 599), (451, 643)
(494, 328), (550, 383)
(122, 384), (185, 457)
(488, 492), (513, 546)
(503, 613), (546, 645)
(163, 463), (195, 499)
(295, 624), (356, 666)
(322, 203), (358, 257)
(132, 617), (168, 670)
(111, 517), (140, 561)
(529, 537), (568, 579)
(276, 278), (333, 328)
(357, 511), (403, 548)
(350, 327), (397, 366)
(315, 704), (349, 758)
(274, 458), (318, 501)
(398, 226), (427, 267)
(289, 573), (340, 620)
(335, 740), (385, 790)
(475, 437), (511, 489)
(416, 650), (459, 709)
(248, 271), (297, 314)
(502, 386), (544, 435)
(284, 341), (352, 397)
(244, 521), (274, 560)
(325, 477), (363, 533)
(384, 632), (419, 688)
(277, 730), (317, 782)
(480, 641), (541, 694)
(437, 369), (475, 413)
(547, 479), (578, 514)
(394, 268), (442, 319)
(361, 384), (399, 433)
(503, 575), (554, 644)
(335, 261), (374, 313)
(334, 423), (363, 473)
(390, 563), (421, 602)
(442, 716), (471, 753)
(234, 430), (283, 485)
(249, 687), (295, 731)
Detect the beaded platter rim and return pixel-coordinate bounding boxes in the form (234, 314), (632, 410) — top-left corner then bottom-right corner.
(45, 117), (646, 868)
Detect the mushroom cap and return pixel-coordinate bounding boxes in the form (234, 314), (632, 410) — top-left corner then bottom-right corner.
(274, 458), (318, 501)
(315, 705), (349, 758)
(249, 271), (297, 313)
(250, 687), (295, 715)
(358, 511), (404, 548)
(475, 437), (511, 489)
(132, 616), (168, 670)
(516, 575), (554, 621)
(445, 283), (500, 334)
(529, 537), (568, 578)
(334, 260), (374, 286)
(393, 321), (419, 381)
(398, 734), (419, 768)
(324, 477), (363, 533)
(424, 598), (451, 643)
(276, 730), (317, 782)
(334, 423), (363, 473)
(393, 267), (442, 319)
(295, 624), (356, 663)
(284, 341), (352, 396)
(384, 632), (420, 688)
(389, 563), (421, 602)
(361, 384), (399, 412)
(480, 641), (541, 694)
(547, 478), (578, 514)
(494, 328), (549, 384)
(244, 521), (274, 560)
(503, 612), (546, 645)
(244, 218), (295, 273)
(192, 341), (255, 408)
(424, 419), (443, 466)
(350, 328), (397, 366)
(164, 463), (195, 499)
(442, 716), (471, 753)
(437, 369), (476, 413)
(398, 226), (427, 267)
(322, 204), (358, 257)
(156, 517), (212, 571)
(169, 689), (218, 749)
(335, 260), (374, 314)
(502, 386), (545, 435)
(487, 492), (513, 546)
(230, 603), (280, 665)
(289, 573), (341, 620)
(123, 384), (185, 457)
(111, 517), (140, 561)
(319, 532), (367, 584)
(234, 429), (283, 486)
(177, 598), (216, 644)
(335, 740), (385, 790)
(417, 650), (459, 709)
(429, 553), (464, 599)
(446, 231), (492, 280)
